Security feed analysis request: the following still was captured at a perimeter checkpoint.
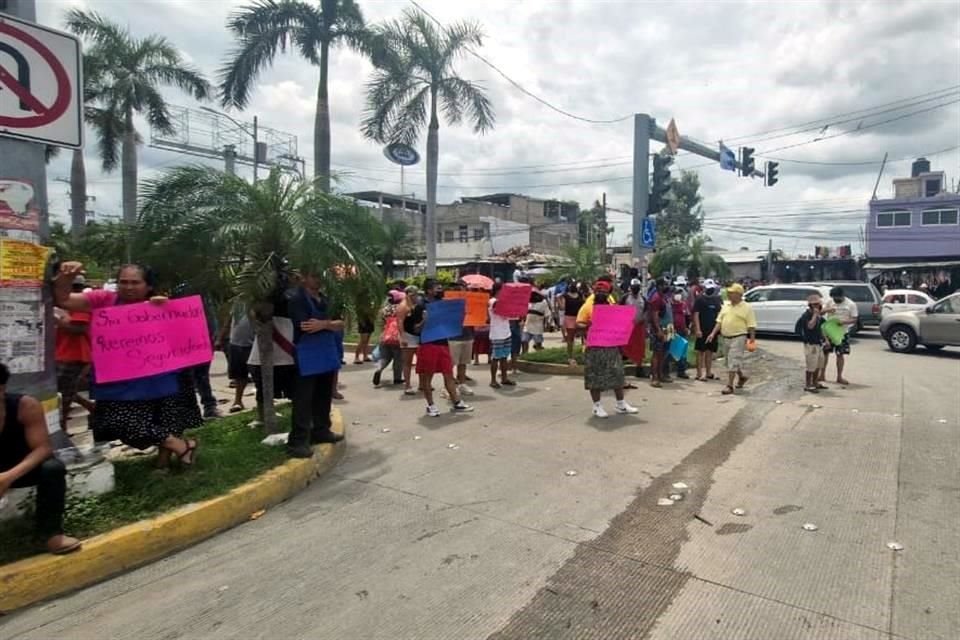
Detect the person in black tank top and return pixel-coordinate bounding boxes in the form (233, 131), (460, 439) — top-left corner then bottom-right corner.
(0, 363), (81, 554)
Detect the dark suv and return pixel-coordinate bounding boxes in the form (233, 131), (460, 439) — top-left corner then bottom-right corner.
(797, 281), (883, 331)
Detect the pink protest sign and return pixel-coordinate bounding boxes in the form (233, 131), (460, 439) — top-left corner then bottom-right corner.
(494, 283), (532, 318)
(89, 295), (213, 383)
(586, 304), (636, 347)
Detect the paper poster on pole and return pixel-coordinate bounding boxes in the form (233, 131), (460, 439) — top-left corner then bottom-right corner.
(0, 179), (41, 232)
(0, 238), (51, 287)
(0, 299), (44, 373)
(494, 283), (531, 318)
(443, 290), (490, 326)
(420, 299), (466, 343)
(89, 295), (213, 383)
(586, 305), (635, 347)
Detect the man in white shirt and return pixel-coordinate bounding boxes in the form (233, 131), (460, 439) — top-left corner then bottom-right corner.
(820, 286), (858, 385)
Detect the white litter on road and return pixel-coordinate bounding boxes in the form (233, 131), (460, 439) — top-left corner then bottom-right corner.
(565, 470), (578, 477)
(657, 498), (675, 506)
(669, 493), (684, 501)
(380, 428), (391, 433)
(732, 508), (746, 516)
(413, 435), (422, 441)
(887, 542), (904, 551)
(672, 482), (689, 491)
(447, 443), (460, 450)
(802, 523), (819, 531)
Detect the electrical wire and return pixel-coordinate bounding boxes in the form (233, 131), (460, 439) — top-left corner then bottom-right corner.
(408, 0), (633, 125)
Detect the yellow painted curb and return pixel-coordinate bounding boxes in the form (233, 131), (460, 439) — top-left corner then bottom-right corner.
(0, 411), (347, 613)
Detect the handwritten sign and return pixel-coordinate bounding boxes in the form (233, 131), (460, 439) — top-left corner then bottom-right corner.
(89, 295), (213, 383)
(443, 290), (490, 326)
(0, 238), (50, 287)
(586, 305), (635, 347)
(494, 283), (532, 318)
(420, 299), (466, 343)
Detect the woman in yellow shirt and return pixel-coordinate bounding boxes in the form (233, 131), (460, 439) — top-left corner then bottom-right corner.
(577, 281), (639, 418)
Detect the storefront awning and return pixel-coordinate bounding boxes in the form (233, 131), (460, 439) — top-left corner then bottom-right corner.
(863, 259), (960, 271)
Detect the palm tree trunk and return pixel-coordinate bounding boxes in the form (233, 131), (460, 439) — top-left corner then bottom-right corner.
(315, 39), (331, 192)
(425, 90), (439, 276)
(121, 108), (138, 258)
(70, 149), (87, 240)
(252, 310), (279, 434)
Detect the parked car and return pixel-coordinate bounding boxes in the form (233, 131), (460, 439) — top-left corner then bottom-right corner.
(743, 284), (833, 334)
(880, 289), (935, 320)
(797, 281), (883, 330)
(879, 292), (960, 353)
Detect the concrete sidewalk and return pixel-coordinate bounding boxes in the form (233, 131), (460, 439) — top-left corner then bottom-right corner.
(4, 335), (958, 640)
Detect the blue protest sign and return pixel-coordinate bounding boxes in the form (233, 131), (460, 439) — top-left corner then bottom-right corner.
(642, 217), (656, 248)
(296, 331), (342, 376)
(420, 299), (466, 343)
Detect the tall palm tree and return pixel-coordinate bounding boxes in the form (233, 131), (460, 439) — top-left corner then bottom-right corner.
(548, 244), (604, 285)
(139, 166), (381, 433)
(65, 10), (211, 226)
(219, 0), (368, 192)
(362, 9), (495, 275)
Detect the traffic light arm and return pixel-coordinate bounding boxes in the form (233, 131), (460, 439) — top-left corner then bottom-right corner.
(650, 124), (765, 179)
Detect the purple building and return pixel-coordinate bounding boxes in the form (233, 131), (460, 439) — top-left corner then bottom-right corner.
(865, 158), (960, 294)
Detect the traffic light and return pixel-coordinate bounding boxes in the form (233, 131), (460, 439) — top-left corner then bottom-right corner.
(765, 161), (779, 187)
(649, 153), (673, 214)
(740, 147), (755, 176)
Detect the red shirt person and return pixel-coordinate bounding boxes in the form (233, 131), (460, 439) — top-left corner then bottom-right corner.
(54, 275), (94, 428)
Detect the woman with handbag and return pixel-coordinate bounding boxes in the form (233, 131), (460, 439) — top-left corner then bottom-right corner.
(372, 290), (405, 387)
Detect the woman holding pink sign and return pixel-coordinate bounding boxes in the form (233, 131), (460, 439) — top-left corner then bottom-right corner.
(576, 281), (639, 419)
(54, 262), (202, 468)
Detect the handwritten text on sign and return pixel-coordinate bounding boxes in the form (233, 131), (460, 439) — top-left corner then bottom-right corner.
(586, 304), (636, 347)
(442, 290), (490, 326)
(494, 283), (532, 318)
(90, 295), (213, 383)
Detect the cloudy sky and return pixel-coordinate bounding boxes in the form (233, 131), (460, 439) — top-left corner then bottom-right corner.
(36, 0), (960, 255)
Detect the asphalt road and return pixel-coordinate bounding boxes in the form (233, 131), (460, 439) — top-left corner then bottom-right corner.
(3, 331), (958, 640)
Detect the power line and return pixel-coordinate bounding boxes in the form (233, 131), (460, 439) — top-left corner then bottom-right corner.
(721, 85), (960, 143)
(408, 0), (633, 125)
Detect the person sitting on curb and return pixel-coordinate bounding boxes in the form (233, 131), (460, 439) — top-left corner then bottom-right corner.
(0, 362), (82, 555)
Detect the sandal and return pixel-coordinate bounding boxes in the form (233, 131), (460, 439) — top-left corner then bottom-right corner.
(623, 382), (638, 389)
(736, 375), (749, 389)
(179, 439), (198, 467)
(229, 403), (243, 413)
(501, 379), (517, 386)
(706, 373), (717, 380)
(650, 380), (662, 388)
(721, 386), (735, 395)
(489, 381), (502, 389)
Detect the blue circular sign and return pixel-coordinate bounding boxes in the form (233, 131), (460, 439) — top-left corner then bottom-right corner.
(383, 143), (420, 166)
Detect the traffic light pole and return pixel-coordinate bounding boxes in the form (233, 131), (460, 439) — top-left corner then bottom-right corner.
(631, 113), (767, 270)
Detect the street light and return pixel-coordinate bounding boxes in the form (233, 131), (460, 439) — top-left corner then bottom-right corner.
(200, 106), (260, 182)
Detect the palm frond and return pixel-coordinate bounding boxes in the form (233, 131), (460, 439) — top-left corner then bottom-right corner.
(64, 9), (129, 49)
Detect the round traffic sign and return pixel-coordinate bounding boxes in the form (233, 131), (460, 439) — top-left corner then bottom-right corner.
(0, 21), (72, 128)
(383, 143), (420, 166)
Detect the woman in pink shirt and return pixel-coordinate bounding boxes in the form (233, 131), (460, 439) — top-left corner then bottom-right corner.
(55, 262), (202, 469)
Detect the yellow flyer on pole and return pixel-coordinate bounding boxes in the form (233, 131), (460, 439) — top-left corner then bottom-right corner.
(0, 238), (51, 287)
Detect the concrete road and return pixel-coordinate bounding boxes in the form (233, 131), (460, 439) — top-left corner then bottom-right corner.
(3, 333), (958, 640)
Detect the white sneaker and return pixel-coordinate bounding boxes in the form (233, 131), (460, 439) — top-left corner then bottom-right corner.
(592, 404), (609, 419)
(426, 405), (441, 417)
(459, 384), (474, 396)
(616, 401), (639, 414)
(452, 401), (474, 412)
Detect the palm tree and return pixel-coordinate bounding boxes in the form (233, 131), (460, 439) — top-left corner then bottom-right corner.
(548, 244), (604, 285)
(65, 10), (211, 226)
(219, 0), (368, 192)
(139, 166), (381, 433)
(362, 9), (495, 275)
(650, 234), (730, 280)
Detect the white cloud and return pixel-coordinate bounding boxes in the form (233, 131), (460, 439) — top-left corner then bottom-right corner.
(34, 0), (960, 253)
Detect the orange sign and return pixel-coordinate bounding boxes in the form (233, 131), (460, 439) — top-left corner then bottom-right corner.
(443, 290), (490, 326)
(666, 118), (680, 155)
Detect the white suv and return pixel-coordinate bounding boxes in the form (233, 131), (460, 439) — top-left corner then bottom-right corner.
(743, 284), (833, 334)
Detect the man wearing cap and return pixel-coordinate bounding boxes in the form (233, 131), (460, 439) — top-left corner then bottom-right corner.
(692, 279), (723, 381)
(706, 283), (756, 395)
(54, 275), (95, 429)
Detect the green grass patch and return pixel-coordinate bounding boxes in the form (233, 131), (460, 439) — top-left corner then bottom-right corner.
(0, 409), (291, 565)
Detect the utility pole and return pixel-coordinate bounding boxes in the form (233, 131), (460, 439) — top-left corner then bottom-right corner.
(601, 192), (608, 265)
(0, 0), (73, 448)
(766, 238), (774, 283)
(252, 115), (259, 183)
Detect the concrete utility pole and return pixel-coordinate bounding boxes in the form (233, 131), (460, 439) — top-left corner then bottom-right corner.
(632, 113), (766, 266)
(0, 0), (72, 448)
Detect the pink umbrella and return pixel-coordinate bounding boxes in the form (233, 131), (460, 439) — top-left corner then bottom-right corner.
(461, 274), (494, 290)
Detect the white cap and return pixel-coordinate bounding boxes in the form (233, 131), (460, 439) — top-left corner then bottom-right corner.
(703, 278), (718, 290)
(630, 278), (642, 286)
